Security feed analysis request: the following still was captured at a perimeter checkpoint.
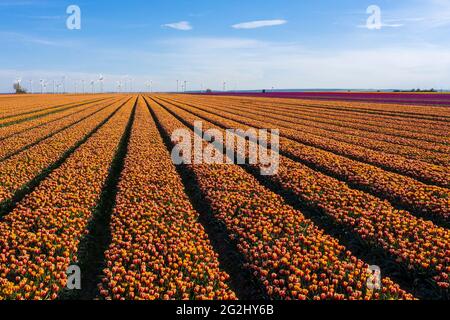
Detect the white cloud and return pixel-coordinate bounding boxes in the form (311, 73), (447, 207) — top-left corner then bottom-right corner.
(357, 23), (404, 29)
(161, 37), (266, 50)
(31, 15), (63, 20)
(161, 21), (192, 31)
(232, 19), (287, 29)
(0, 31), (73, 47)
(381, 23), (404, 28)
(388, 17), (426, 23)
(376, 0), (450, 29)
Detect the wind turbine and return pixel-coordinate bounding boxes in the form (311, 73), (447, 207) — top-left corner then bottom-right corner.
(90, 80), (95, 94)
(123, 75), (131, 93)
(123, 76), (129, 92)
(40, 79), (44, 94)
(62, 76), (66, 93)
(99, 75), (104, 93)
(15, 78), (21, 91)
(29, 80), (33, 94)
(13, 78), (21, 93)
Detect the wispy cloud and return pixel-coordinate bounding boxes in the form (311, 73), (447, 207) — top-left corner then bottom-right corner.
(232, 19), (287, 29)
(0, 31), (75, 47)
(358, 0), (450, 30)
(357, 23), (404, 29)
(382, 23), (404, 27)
(382, 17), (428, 27)
(121, 23), (152, 30)
(388, 17), (426, 23)
(161, 37), (266, 50)
(162, 21), (193, 31)
(31, 15), (63, 20)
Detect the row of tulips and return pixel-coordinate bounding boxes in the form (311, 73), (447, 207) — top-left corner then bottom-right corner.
(0, 98), (130, 206)
(0, 95), (46, 114)
(147, 97), (414, 300)
(153, 96), (449, 296)
(210, 100), (449, 166)
(0, 98), (135, 300)
(0, 95), (106, 119)
(233, 98), (449, 146)
(191, 95), (450, 143)
(234, 95), (450, 120)
(0, 97), (119, 160)
(0, 97), (109, 127)
(181, 96), (449, 157)
(0, 97), (116, 143)
(159, 96), (449, 189)
(98, 98), (236, 300)
(158, 96), (449, 222)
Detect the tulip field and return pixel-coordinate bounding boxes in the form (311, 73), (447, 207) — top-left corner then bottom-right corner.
(0, 94), (448, 300)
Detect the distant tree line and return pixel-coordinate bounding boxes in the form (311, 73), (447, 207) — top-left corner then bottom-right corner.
(393, 88), (438, 93)
(13, 83), (27, 94)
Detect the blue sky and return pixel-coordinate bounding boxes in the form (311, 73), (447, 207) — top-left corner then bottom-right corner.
(1, 0), (450, 92)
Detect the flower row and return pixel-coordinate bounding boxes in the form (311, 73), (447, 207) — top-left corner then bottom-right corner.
(0, 98), (119, 160)
(0, 96), (108, 127)
(252, 95), (450, 120)
(98, 98), (235, 300)
(161, 96), (449, 189)
(155, 96), (449, 295)
(0, 98), (135, 300)
(149, 97), (414, 300)
(0, 97), (116, 142)
(159, 96), (449, 221)
(0, 98), (129, 205)
(185, 96), (449, 158)
(0, 95), (97, 119)
(192, 95), (450, 143)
